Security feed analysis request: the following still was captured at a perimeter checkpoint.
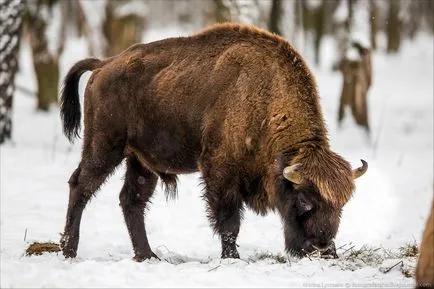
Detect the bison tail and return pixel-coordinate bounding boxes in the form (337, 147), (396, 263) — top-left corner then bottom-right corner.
(60, 58), (103, 142)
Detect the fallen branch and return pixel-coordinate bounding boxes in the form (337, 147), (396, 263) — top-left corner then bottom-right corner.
(208, 265), (221, 272)
(381, 260), (404, 274)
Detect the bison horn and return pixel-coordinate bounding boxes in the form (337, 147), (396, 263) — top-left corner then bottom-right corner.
(353, 159), (368, 179)
(283, 163), (303, 185)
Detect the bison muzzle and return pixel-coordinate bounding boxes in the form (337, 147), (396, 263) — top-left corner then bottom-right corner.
(59, 23), (368, 261)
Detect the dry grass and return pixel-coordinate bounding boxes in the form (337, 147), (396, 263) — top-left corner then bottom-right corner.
(398, 241), (419, 258)
(254, 252), (288, 264)
(25, 242), (61, 256)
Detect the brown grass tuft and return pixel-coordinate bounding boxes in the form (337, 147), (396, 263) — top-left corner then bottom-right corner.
(26, 242), (61, 256)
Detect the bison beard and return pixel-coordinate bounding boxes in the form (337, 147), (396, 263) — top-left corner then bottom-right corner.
(59, 23), (368, 261)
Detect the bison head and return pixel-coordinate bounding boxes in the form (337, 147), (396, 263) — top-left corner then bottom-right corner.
(274, 158), (368, 257)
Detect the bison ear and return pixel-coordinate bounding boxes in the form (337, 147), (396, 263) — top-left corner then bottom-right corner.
(296, 193), (313, 216)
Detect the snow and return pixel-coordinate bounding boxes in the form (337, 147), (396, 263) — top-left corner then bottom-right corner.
(345, 46), (361, 61)
(333, 0), (349, 23)
(78, 0), (107, 57)
(1, 26), (433, 288)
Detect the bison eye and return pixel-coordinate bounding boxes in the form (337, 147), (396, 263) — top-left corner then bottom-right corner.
(295, 194), (313, 216)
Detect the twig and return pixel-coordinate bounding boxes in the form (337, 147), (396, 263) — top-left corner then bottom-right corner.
(23, 228), (27, 242)
(302, 249), (313, 261)
(382, 260), (403, 274)
(342, 245), (356, 255)
(381, 246), (396, 258)
(208, 265), (221, 272)
(336, 242), (351, 251)
(238, 258), (249, 264)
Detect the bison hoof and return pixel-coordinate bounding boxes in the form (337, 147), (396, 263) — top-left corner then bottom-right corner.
(62, 247), (77, 259)
(133, 251), (160, 262)
(221, 249), (240, 259)
(60, 234), (78, 258)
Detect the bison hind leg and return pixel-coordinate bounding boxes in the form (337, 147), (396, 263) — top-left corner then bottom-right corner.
(120, 157), (159, 261)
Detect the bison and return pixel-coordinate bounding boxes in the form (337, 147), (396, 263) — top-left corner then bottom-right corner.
(59, 23), (368, 261)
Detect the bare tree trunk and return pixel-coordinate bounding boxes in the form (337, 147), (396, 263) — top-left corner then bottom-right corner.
(213, 0), (231, 23)
(387, 0), (402, 54)
(423, 0), (434, 34)
(347, 0), (354, 33)
(103, 0), (146, 57)
(269, 0), (282, 35)
(332, 0), (354, 70)
(338, 43), (372, 134)
(337, 0), (371, 134)
(0, 0), (24, 144)
(26, 1), (60, 111)
(313, 1), (327, 66)
(369, 0), (378, 50)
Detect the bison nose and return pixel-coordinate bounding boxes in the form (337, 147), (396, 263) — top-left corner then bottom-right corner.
(303, 240), (312, 250)
(314, 240), (334, 252)
(305, 239), (333, 252)
(318, 240), (332, 249)
(302, 240), (317, 254)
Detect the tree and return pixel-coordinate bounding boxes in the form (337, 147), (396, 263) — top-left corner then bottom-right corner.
(386, 0), (402, 53)
(336, 0), (372, 135)
(268, 0), (282, 35)
(0, 0), (24, 144)
(313, 1), (328, 66)
(369, 0), (378, 50)
(26, 0), (62, 111)
(214, 0), (231, 23)
(337, 43), (372, 135)
(103, 0), (147, 57)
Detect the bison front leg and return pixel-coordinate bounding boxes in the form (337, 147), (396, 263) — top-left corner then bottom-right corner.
(202, 167), (244, 259)
(119, 157), (158, 261)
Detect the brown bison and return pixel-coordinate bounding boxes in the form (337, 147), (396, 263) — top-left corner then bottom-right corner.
(416, 199), (434, 289)
(59, 23), (368, 261)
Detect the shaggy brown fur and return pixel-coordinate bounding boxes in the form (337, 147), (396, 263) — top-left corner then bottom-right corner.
(416, 200), (434, 289)
(59, 23), (367, 261)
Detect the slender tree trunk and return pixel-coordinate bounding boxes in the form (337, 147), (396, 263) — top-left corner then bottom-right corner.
(213, 0), (231, 23)
(387, 0), (402, 54)
(337, 0), (371, 135)
(424, 0), (434, 34)
(103, 1), (146, 57)
(347, 0), (354, 33)
(269, 0), (282, 35)
(313, 1), (327, 66)
(338, 44), (372, 135)
(0, 0), (24, 144)
(369, 0), (378, 50)
(27, 1), (60, 111)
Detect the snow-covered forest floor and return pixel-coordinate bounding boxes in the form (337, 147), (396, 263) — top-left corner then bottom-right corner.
(1, 29), (433, 288)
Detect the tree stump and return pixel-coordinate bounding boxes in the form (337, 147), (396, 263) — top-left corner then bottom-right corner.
(337, 42), (372, 135)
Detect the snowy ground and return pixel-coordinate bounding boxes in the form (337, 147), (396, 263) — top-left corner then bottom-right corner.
(1, 29), (432, 288)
